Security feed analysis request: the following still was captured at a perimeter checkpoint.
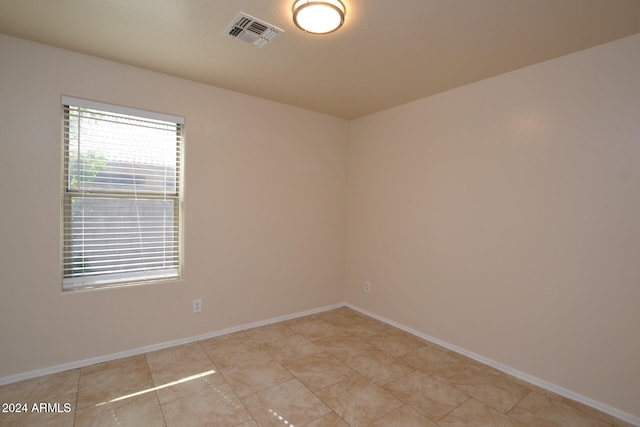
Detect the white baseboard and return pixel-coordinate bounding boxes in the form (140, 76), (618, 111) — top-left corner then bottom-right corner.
(2, 301), (637, 426)
(0, 302), (342, 387)
(345, 303), (640, 427)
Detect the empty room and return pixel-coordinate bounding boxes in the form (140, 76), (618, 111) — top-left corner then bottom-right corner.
(0, 0), (639, 426)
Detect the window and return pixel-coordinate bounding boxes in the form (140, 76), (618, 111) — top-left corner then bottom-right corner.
(62, 97), (184, 290)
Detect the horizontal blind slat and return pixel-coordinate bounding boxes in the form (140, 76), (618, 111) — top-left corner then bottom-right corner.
(62, 99), (183, 289)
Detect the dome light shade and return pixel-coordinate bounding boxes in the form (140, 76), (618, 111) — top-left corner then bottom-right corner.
(293, 0), (346, 34)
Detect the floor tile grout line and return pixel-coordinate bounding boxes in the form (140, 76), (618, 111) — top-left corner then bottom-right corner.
(71, 369), (81, 427)
(381, 368), (465, 424)
(434, 395), (472, 424)
(440, 367), (531, 416)
(235, 379), (259, 427)
(287, 312), (457, 424)
(152, 386), (168, 427)
(506, 388), (533, 416)
(5, 307), (631, 426)
(365, 402), (407, 426)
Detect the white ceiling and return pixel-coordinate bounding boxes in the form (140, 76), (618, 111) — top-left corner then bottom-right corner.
(1, 0), (639, 119)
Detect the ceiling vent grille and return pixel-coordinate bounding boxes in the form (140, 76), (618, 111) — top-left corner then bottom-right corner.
(224, 12), (283, 48)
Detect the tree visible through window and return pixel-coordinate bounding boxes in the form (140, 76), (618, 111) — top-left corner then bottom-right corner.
(62, 97), (184, 290)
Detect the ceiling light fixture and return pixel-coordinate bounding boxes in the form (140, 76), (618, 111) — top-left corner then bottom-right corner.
(292, 0), (346, 34)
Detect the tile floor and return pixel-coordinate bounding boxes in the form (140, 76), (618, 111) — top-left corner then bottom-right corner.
(0, 307), (633, 426)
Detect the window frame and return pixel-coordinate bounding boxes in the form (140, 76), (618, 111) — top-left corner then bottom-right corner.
(61, 96), (185, 291)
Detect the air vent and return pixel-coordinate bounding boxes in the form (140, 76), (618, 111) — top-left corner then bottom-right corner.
(224, 12), (283, 48)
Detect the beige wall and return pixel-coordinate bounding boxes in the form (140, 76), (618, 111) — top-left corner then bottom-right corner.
(346, 34), (640, 417)
(2, 31), (639, 420)
(0, 34), (348, 377)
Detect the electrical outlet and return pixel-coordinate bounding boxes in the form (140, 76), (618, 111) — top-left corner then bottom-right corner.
(193, 298), (202, 313)
(364, 281), (372, 293)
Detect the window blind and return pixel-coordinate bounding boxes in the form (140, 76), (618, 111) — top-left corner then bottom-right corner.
(62, 97), (184, 290)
